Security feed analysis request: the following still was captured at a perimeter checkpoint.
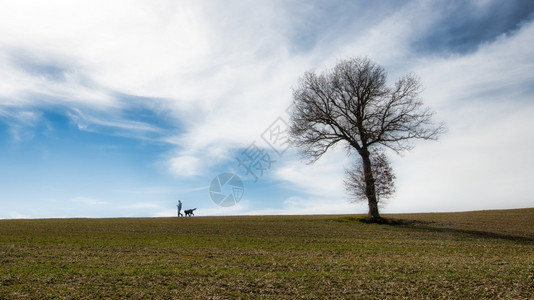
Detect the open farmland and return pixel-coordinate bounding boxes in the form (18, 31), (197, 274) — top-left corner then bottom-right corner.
(0, 208), (533, 299)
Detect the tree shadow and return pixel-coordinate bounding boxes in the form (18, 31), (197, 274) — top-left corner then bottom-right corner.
(370, 217), (534, 244)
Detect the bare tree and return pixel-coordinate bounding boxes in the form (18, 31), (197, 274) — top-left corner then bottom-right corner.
(345, 150), (395, 205)
(289, 57), (445, 221)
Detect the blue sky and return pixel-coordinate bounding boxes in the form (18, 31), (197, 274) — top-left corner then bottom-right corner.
(1, 0), (533, 218)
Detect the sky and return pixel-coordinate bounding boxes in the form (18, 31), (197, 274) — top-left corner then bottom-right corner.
(1, 0), (533, 219)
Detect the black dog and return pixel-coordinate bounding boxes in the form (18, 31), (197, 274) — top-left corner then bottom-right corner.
(184, 208), (196, 217)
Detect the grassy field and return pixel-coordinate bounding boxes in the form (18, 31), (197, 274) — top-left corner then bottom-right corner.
(0, 208), (533, 299)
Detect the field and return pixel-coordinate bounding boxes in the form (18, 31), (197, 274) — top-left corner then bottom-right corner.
(1, 208), (533, 299)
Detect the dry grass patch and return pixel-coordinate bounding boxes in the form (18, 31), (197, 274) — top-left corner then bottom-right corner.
(1, 209), (533, 298)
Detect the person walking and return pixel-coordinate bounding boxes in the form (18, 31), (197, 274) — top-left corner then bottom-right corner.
(177, 200), (183, 217)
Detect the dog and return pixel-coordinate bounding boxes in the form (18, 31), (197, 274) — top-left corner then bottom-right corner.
(184, 208), (196, 217)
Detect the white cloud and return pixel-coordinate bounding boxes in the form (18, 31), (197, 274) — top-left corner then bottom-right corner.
(275, 149), (350, 198)
(0, 50), (115, 109)
(281, 196), (364, 215)
(169, 155), (203, 177)
(0, 109), (42, 141)
(1, 0), (308, 177)
(415, 20), (534, 108)
(6, 211), (31, 219)
(72, 196), (108, 206)
(329, 1), (434, 72)
(382, 20), (534, 212)
(388, 101), (534, 213)
(197, 199), (254, 216)
(124, 202), (162, 210)
(66, 108), (162, 135)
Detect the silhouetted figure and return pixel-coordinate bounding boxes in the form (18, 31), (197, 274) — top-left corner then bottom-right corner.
(177, 200), (183, 217)
(184, 208), (196, 217)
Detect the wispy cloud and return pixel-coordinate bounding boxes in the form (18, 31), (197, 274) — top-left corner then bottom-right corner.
(72, 196), (108, 206)
(66, 108), (163, 136)
(0, 109), (42, 141)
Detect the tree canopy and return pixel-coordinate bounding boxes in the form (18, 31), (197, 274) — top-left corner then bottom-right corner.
(289, 57), (445, 220)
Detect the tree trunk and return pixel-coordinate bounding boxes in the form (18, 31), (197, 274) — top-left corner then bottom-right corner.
(361, 150), (381, 221)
